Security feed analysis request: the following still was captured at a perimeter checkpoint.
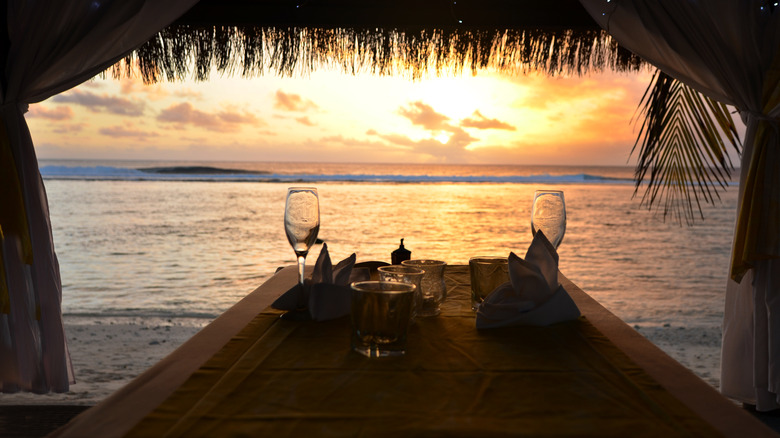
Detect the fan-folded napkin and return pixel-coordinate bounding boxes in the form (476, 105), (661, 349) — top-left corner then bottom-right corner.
(476, 231), (580, 329)
(272, 243), (365, 321)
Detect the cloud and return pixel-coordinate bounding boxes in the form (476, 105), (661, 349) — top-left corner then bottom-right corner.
(173, 88), (203, 100)
(369, 132), (417, 148)
(295, 116), (316, 126)
(52, 123), (87, 134)
(273, 90), (318, 112)
(119, 79), (169, 101)
(460, 110), (516, 131)
(397, 101), (450, 131)
(117, 77), (202, 101)
(318, 135), (388, 149)
(511, 72), (652, 111)
(26, 105), (74, 120)
(361, 100), (484, 161)
(469, 138), (634, 166)
(368, 126), (478, 161)
(219, 110), (258, 124)
(290, 135), (423, 162)
(157, 102), (259, 132)
(52, 90), (146, 116)
(99, 122), (160, 141)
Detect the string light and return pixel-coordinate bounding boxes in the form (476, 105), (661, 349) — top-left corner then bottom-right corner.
(450, 1), (463, 25)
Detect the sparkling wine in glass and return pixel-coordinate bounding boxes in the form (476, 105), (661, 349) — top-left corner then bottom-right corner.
(284, 187), (320, 286)
(531, 190), (566, 248)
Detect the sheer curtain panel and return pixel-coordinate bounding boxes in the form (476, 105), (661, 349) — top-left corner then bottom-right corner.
(0, 0), (197, 393)
(579, 0), (780, 410)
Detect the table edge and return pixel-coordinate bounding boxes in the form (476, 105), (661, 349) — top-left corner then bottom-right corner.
(52, 267), (778, 438)
(50, 266), (300, 438)
(561, 273), (777, 438)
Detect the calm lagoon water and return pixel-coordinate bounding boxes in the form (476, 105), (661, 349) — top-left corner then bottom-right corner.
(41, 160), (738, 331)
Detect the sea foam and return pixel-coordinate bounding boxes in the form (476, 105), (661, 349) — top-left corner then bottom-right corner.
(39, 164), (634, 184)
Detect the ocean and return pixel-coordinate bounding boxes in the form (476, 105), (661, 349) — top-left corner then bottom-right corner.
(40, 159), (738, 332)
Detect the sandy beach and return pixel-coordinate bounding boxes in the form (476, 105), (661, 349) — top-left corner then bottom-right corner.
(0, 315), (722, 406)
(0, 316), (208, 406)
(636, 324), (722, 390)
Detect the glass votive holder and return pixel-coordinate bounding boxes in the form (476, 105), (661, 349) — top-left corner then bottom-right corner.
(378, 265), (425, 320)
(468, 256), (509, 311)
(401, 259), (446, 317)
(350, 281), (416, 358)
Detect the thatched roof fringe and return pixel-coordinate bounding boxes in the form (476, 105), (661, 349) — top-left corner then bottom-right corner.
(110, 26), (646, 83)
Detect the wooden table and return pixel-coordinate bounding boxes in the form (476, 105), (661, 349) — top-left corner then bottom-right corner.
(52, 266), (778, 437)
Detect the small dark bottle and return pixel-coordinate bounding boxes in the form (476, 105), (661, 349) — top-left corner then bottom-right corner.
(391, 238), (411, 265)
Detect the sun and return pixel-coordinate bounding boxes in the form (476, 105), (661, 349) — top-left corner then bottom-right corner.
(411, 75), (497, 120)
(435, 132), (450, 143)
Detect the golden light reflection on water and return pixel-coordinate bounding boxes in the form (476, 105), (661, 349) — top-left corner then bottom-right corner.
(46, 179), (737, 329)
(319, 184), (539, 264)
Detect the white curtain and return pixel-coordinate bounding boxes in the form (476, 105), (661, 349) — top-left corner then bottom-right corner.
(579, 0), (780, 410)
(0, 0), (198, 393)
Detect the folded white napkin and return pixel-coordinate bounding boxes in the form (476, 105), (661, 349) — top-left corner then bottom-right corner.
(272, 243), (365, 321)
(475, 231), (581, 329)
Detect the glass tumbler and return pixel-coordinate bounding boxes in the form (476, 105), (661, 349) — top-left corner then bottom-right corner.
(402, 259), (446, 317)
(350, 281), (416, 358)
(378, 265), (425, 320)
(468, 256), (509, 311)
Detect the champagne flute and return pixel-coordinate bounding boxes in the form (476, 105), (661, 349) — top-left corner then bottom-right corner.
(531, 190), (566, 248)
(284, 187), (320, 286)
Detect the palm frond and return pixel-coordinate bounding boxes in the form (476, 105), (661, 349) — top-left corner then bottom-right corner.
(631, 70), (742, 224)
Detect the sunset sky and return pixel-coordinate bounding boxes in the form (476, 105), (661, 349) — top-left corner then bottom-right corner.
(26, 68), (660, 165)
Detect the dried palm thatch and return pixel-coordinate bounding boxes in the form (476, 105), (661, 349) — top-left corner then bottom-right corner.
(110, 25), (644, 83)
(108, 0), (644, 82)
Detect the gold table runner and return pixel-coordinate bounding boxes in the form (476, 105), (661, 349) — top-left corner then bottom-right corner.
(127, 266), (721, 437)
